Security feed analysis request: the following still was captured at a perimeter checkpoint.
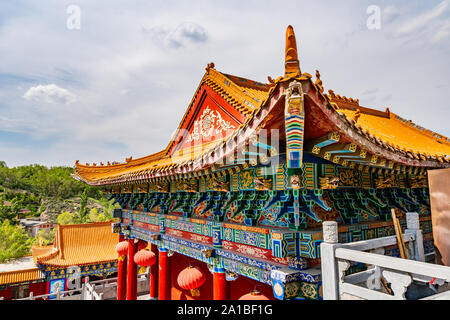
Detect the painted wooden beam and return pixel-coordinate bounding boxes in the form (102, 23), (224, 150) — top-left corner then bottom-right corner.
(305, 131), (341, 154)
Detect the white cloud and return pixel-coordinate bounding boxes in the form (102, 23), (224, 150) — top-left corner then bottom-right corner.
(143, 22), (208, 49)
(23, 84), (77, 104)
(431, 20), (450, 43)
(394, 1), (449, 36)
(0, 1), (448, 167)
(383, 5), (400, 24)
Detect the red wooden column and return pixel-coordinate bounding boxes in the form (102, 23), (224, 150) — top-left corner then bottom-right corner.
(213, 267), (228, 300)
(117, 255), (127, 300)
(158, 248), (171, 300)
(116, 235), (127, 300)
(149, 244), (159, 299)
(126, 239), (138, 300)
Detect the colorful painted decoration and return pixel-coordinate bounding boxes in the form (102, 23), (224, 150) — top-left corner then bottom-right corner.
(285, 81), (305, 169)
(185, 106), (236, 144)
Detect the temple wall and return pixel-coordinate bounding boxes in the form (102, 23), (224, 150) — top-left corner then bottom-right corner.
(168, 252), (274, 300)
(0, 281), (46, 300)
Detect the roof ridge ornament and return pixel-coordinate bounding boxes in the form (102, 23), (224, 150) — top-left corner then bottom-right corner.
(315, 70), (324, 93)
(284, 25), (301, 77)
(206, 62), (215, 74)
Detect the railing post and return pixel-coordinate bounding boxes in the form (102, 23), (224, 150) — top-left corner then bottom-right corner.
(56, 286), (61, 300)
(81, 284), (85, 300)
(406, 212), (425, 262)
(29, 292), (34, 301)
(321, 221), (340, 300)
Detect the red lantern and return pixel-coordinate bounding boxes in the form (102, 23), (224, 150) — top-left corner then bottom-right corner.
(238, 290), (269, 300)
(177, 266), (206, 297)
(134, 250), (157, 267)
(115, 241), (128, 260)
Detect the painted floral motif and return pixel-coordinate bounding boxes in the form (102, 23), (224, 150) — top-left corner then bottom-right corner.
(190, 233), (211, 244)
(185, 106), (235, 143)
(234, 243), (269, 259)
(337, 168), (361, 187)
(239, 170), (254, 190)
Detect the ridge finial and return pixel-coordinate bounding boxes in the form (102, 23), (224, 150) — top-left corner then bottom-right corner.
(285, 25), (301, 76)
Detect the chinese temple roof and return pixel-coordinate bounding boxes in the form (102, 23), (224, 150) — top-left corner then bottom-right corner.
(0, 268), (44, 286)
(33, 222), (119, 268)
(74, 25), (450, 186)
(0, 256), (44, 286)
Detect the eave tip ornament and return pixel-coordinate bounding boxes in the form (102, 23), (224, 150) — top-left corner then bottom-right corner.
(285, 25), (301, 77)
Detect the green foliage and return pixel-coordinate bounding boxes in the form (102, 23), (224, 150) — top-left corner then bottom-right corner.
(0, 220), (32, 263)
(0, 161), (114, 260)
(56, 207), (112, 225)
(57, 211), (78, 225)
(0, 200), (19, 224)
(33, 228), (55, 247)
(0, 163), (102, 200)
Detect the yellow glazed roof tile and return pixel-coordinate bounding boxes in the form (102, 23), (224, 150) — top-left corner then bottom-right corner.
(338, 108), (450, 157)
(35, 222), (119, 267)
(0, 268), (44, 285)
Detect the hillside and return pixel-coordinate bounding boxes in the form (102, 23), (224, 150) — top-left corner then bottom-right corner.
(0, 161), (116, 262)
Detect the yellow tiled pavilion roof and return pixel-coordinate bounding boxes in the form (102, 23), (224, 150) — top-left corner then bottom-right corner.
(0, 268), (44, 286)
(34, 222), (119, 267)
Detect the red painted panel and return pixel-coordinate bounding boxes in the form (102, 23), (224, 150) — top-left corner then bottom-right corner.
(134, 220), (159, 233)
(0, 287), (11, 300)
(166, 228), (213, 246)
(29, 282), (46, 298)
(178, 96), (241, 150)
(169, 85), (247, 154)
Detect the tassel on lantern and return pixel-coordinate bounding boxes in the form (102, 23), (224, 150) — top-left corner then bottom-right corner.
(190, 288), (200, 297)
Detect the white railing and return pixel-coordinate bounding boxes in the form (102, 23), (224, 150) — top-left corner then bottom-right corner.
(83, 277), (104, 300)
(16, 272), (149, 300)
(321, 212), (450, 300)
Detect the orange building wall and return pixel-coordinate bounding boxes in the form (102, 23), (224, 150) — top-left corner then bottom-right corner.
(168, 252), (275, 300)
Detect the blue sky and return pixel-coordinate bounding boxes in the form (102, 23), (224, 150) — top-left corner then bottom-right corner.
(0, 0), (449, 167)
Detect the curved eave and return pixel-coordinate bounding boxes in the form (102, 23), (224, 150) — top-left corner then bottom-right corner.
(74, 77), (290, 186)
(304, 80), (450, 169)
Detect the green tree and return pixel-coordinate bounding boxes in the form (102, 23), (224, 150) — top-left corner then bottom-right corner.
(0, 199), (19, 224)
(56, 211), (78, 225)
(33, 228), (55, 246)
(0, 220), (32, 263)
(78, 189), (88, 223)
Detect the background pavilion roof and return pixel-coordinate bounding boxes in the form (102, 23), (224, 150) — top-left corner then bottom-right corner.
(0, 256), (44, 286)
(74, 26), (450, 186)
(34, 222), (118, 268)
(0, 268), (44, 286)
